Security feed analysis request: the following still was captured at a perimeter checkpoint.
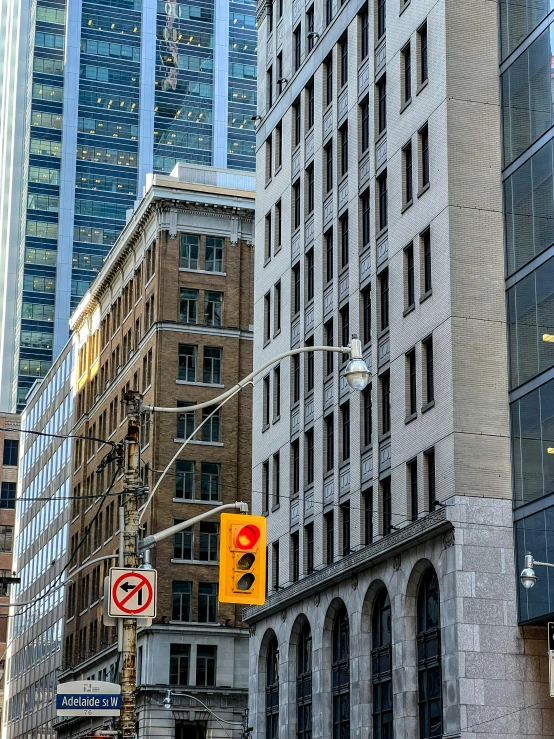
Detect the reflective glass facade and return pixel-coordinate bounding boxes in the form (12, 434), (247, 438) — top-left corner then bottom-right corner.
(502, 3), (554, 622)
(9, 0), (256, 412)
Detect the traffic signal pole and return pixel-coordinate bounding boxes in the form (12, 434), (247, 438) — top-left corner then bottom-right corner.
(119, 391), (142, 739)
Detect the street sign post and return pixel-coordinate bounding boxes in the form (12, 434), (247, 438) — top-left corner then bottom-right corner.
(108, 567), (157, 618)
(56, 681), (122, 717)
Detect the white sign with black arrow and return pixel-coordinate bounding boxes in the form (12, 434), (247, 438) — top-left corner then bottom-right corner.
(108, 567), (157, 618)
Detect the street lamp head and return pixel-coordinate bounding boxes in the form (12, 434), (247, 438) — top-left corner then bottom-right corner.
(163, 689), (172, 709)
(520, 552), (538, 589)
(344, 337), (370, 391)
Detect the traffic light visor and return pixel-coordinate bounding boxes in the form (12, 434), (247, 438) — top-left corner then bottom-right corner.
(235, 524), (260, 550)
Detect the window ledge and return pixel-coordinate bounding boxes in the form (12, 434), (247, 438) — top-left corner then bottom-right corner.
(273, 328), (281, 339)
(403, 304), (415, 317)
(90, 599), (100, 608)
(400, 98), (412, 113)
(175, 380), (224, 389)
(103, 536), (113, 546)
(401, 199), (413, 214)
(263, 338), (271, 348)
(375, 226), (388, 241)
(405, 411), (417, 424)
(271, 503), (281, 512)
(420, 289), (433, 304)
(171, 559), (218, 566)
(79, 609), (88, 617)
(66, 616), (75, 624)
(416, 79), (428, 96)
(378, 431), (391, 442)
(274, 244), (282, 256)
(179, 268), (226, 277)
(417, 182), (430, 198)
(377, 327), (390, 340)
(421, 400), (435, 414)
(173, 439), (223, 447)
(172, 498), (222, 505)
(262, 423), (270, 433)
(399, 0), (410, 15)
(272, 415), (281, 424)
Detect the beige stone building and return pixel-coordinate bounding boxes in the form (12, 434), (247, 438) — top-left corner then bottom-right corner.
(56, 164), (255, 739)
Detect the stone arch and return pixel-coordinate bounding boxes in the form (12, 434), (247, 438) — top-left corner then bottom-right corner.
(358, 580), (390, 737)
(256, 628), (279, 739)
(321, 598), (350, 739)
(287, 614), (312, 739)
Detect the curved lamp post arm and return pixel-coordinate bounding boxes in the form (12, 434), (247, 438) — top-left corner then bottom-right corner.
(520, 552), (554, 589)
(142, 343), (357, 414)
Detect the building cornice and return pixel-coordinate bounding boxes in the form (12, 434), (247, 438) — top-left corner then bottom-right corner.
(243, 508), (451, 623)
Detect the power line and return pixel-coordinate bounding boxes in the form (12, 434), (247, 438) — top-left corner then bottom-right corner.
(0, 426), (118, 448)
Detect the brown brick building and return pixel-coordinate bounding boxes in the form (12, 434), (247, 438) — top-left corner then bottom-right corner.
(57, 165), (255, 739)
(0, 413), (19, 726)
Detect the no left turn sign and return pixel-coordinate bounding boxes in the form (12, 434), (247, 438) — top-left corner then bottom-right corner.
(108, 568), (157, 618)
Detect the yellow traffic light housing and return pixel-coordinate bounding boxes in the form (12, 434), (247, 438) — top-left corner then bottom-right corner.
(219, 513), (266, 605)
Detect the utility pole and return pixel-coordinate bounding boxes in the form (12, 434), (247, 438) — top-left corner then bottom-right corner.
(119, 390), (142, 739)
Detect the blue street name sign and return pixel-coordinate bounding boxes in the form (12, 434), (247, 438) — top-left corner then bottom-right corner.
(56, 680), (122, 717)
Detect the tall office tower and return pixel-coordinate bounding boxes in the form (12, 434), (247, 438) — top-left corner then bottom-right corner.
(4, 343), (74, 739)
(0, 0), (257, 412)
(55, 164), (254, 739)
(246, 0), (554, 736)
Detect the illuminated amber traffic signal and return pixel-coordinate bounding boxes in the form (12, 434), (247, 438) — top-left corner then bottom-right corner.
(219, 514), (266, 605)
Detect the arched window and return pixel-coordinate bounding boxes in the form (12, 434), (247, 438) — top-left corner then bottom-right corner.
(372, 589), (392, 739)
(297, 621), (312, 739)
(266, 636), (279, 739)
(332, 606), (349, 739)
(417, 569), (442, 738)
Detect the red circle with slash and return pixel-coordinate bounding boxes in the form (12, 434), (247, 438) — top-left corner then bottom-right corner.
(112, 572), (153, 615)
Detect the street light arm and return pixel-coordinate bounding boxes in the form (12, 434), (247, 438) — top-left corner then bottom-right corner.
(142, 345), (352, 414)
(531, 560), (554, 569)
(139, 501), (248, 551)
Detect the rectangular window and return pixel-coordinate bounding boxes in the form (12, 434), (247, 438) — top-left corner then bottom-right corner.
(306, 337), (314, 391)
(382, 477), (392, 535)
(293, 263), (301, 314)
(275, 123), (283, 169)
(176, 461), (195, 499)
(265, 213), (272, 262)
(201, 462), (220, 501)
(378, 171), (388, 230)
(403, 141), (413, 206)
(277, 52), (284, 94)
(306, 249), (314, 302)
(204, 291), (223, 326)
(377, 76), (386, 134)
(418, 22), (428, 85)
(263, 375), (270, 427)
(201, 407), (221, 442)
(267, 65), (273, 108)
(325, 142), (333, 193)
(340, 213), (349, 268)
(263, 460), (270, 512)
(293, 180), (301, 229)
(273, 364), (281, 418)
(205, 237), (224, 272)
(180, 234), (199, 269)
(325, 511), (334, 564)
(275, 200), (282, 249)
(421, 228), (432, 294)
(2, 439), (18, 466)
(425, 448), (435, 510)
(325, 55), (333, 105)
(273, 452), (281, 506)
(0, 526), (13, 553)
(293, 98), (301, 146)
(325, 320), (334, 375)
(170, 644), (190, 685)
(291, 532), (300, 582)
(273, 541), (280, 589)
(420, 124), (429, 188)
(402, 43), (411, 104)
(292, 438), (300, 494)
(293, 354), (301, 402)
(408, 459), (418, 521)
(380, 268), (389, 330)
(341, 401), (350, 461)
(199, 522), (218, 561)
(307, 6), (315, 50)
(341, 304), (350, 360)
(405, 243), (415, 308)
(325, 229), (334, 283)
(294, 25), (302, 71)
(407, 349), (417, 415)
(360, 8), (369, 60)
(196, 646), (217, 686)
(178, 345), (196, 382)
(198, 583), (218, 623)
(340, 35), (348, 87)
(363, 384), (372, 447)
(307, 164), (315, 213)
(325, 413), (335, 471)
(381, 370), (391, 434)
(307, 80), (315, 129)
(306, 523), (314, 573)
(1, 482), (16, 509)
(172, 582), (192, 621)
(364, 488), (373, 544)
(177, 401), (195, 440)
(179, 288), (198, 324)
(266, 136), (273, 182)
(341, 502), (350, 555)
(340, 125), (348, 176)
(362, 287), (371, 345)
(306, 429), (314, 484)
(203, 347), (222, 384)
(423, 335), (434, 404)
(361, 98), (370, 153)
(326, 0), (333, 25)
(264, 292), (271, 342)
(377, 0), (386, 39)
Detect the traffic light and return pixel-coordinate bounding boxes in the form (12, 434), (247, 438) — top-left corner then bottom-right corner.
(219, 513), (266, 605)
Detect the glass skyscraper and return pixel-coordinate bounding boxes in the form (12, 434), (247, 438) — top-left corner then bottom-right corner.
(0, 0), (256, 412)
